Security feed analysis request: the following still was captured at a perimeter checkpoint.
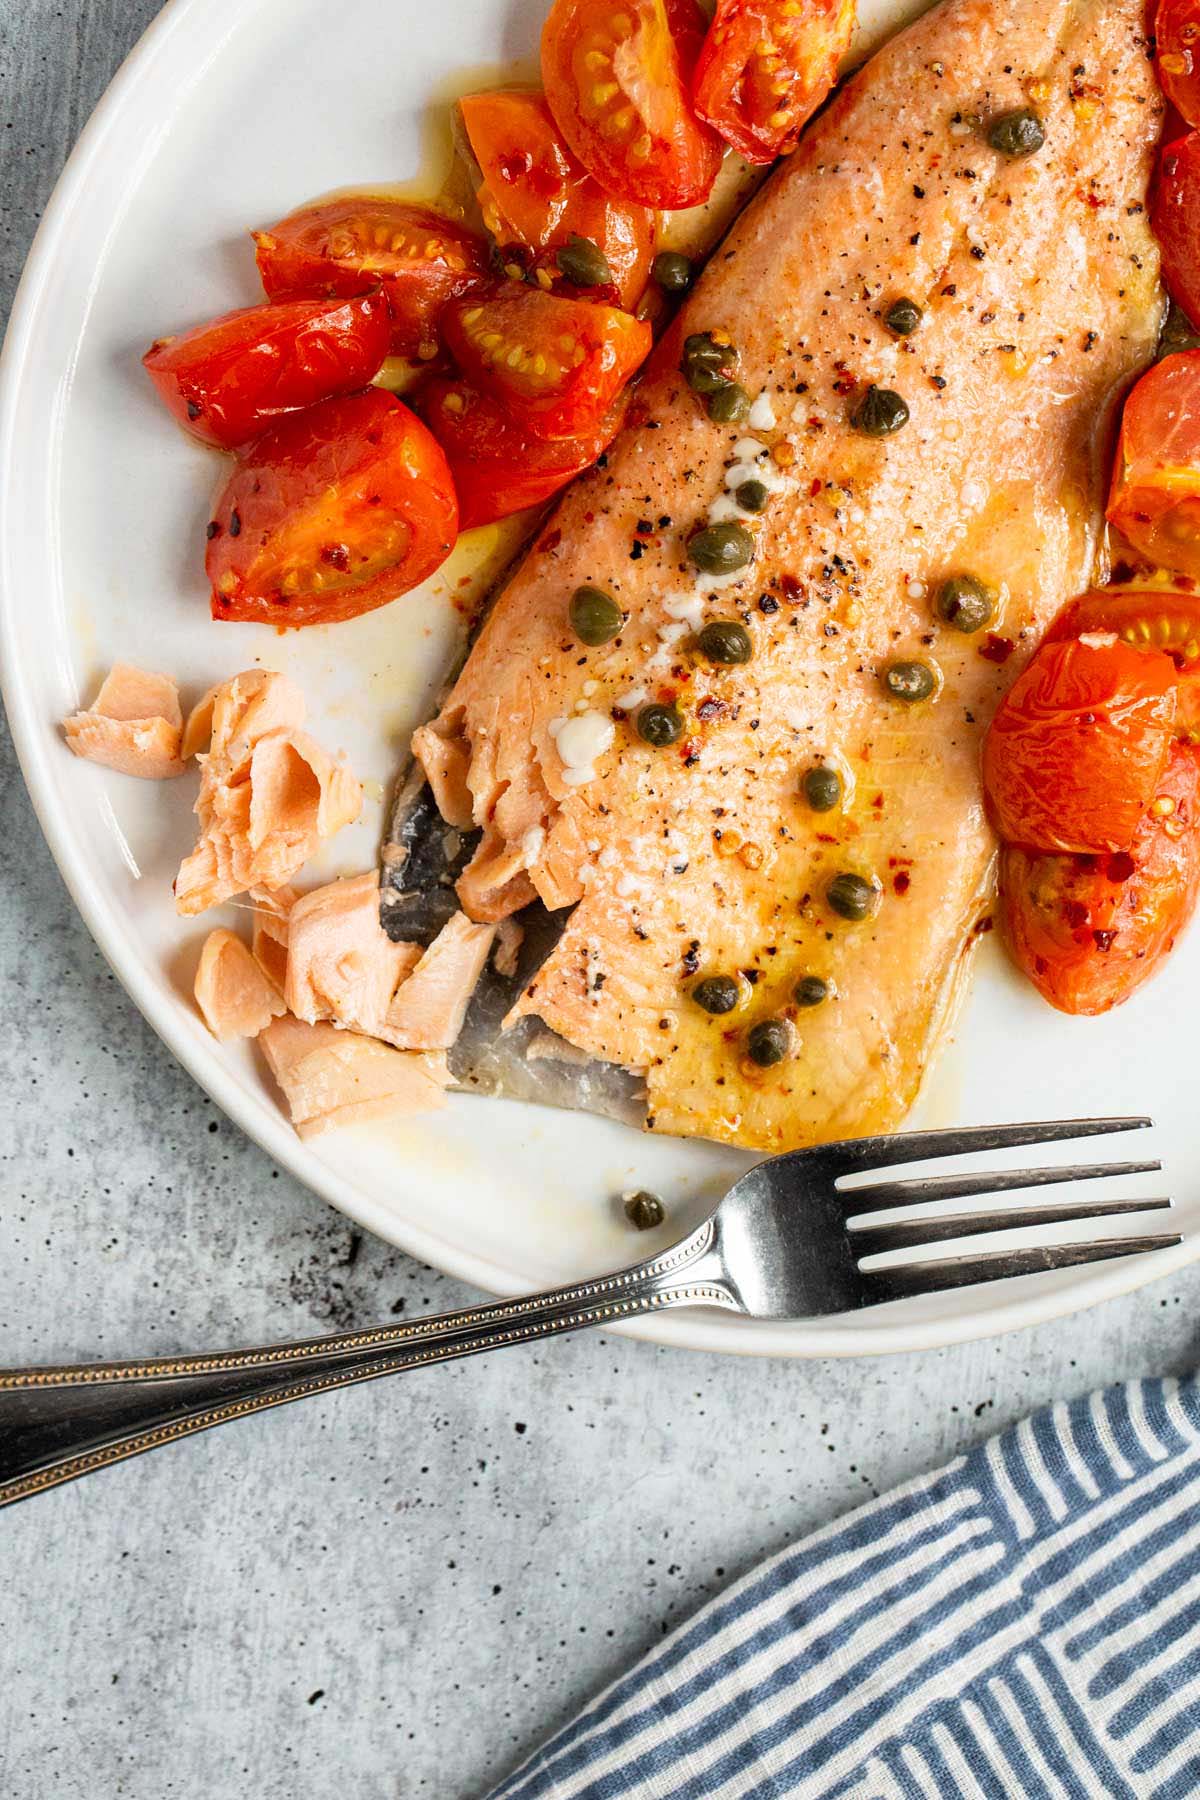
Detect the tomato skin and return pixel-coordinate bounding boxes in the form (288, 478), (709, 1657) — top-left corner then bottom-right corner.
(1106, 347), (1200, 579)
(443, 285), (651, 440)
(693, 0), (855, 165)
(982, 638), (1178, 853)
(541, 0), (724, 209)
(1151, 139), (1200, 345)
(206, 390), (458, 628)
(142, 292), (391, 451)
(1000, 742), (1200, 1014)
(1157, 0), (1200, 127)
(460, 90), (654, 308)
(253, 199), (489, 359)
(415, 376), (625, 528)
(1044, 587), (1200, 736)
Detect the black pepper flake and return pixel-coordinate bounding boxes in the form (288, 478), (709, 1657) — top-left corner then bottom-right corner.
(592, 972), (607, 990)
(658, 514), (672, 528)
(635, 518), (654, 535)
(758, 595), (780, 615)
(629, 541), (645, 560)
(970, 245), (985, 260)
(942, 283), (957, 296)
(909, 232), (921, 246)
(1083, 330), (1098, 351)
(206, 520), (220, 540)
(228, 508), (242, 538)
(682, 943), (701, 975)
(186, 400), (202, 420)
(913, 184), (926, 197)
(930, 375), (947, 390)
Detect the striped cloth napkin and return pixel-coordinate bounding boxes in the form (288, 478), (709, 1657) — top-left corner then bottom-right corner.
(487, 1374), (1200, 1799)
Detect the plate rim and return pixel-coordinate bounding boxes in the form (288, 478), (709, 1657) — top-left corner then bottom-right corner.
(2, 0), (1196, 1359)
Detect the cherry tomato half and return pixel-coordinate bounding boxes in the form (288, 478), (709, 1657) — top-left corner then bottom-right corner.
(1157, 0), (1200, 127)
(541, 0), (724, 210)
(206, 390), (458, 629)
(693, 0), (855, 165)
(982, 637), (1178, 853)
(416, 376), (626, 529)
(1151, 137), (1200, 336)
(142, 292), (391, 451)
(443, 285), (651, 440)
(460, 89), (654, 307)
(1045, 587), (1200, 736)
(1106, 348), (1200, 579)
(253, 199), (489, 360)
(1000, 741), (1200, 1014)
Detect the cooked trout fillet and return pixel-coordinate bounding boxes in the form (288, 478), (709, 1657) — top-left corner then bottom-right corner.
(414, 0), (1164, 1152)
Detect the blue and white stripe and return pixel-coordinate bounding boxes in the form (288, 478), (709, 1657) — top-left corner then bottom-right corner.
(486, 1376), (1200, 1798)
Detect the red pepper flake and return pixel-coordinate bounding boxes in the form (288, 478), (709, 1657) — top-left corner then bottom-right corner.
(1107, 851), (1136, 882)
(681, 740), (701, 765)
(810, 477), (823, 497)
(893, 871), (911, 895)
(872, 793), (885, 809)
(1093, 928), (1117, 951)
(538, 528), (562, 553)
(779, 573), (803, 600)
(1064, 900), (1090, 930)
(979, 633), (1015, 663)
(815, 832), (838, 844)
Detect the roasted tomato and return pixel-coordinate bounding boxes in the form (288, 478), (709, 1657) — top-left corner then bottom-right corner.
(693, 0), (855, 165)
(1000, 741), (1200, 1014)
(416, 376), (625, 528)
(253, 199), (489, 360)
(541, 0), (723, 209)
(982, 637), (1178, 853)
(1045, 588), (1200, 736)
(1106, 348), (1200, 578)
(443, 285), (651, 439)
(206, 390), (458, 628)
(1156, 0), (1200, 127)
(460, 89), (654, 307)
(1151, 141), (1200, 343)
(142, 292), (391, 451)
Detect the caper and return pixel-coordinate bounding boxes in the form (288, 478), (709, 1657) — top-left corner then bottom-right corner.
(624, 1189), (666, 1230)
(706, 382), (750, 424)
(698, 620), (752, 665)
(682, 331), (737, 394)
(851, 385), (909, 436)
(935, 574), (995, 634)
(885, 297), (923, 336)
(747, 1018), (794, 1067)
(636, 701), (684, 747)
(688, 521), (756, 575)
(882, 659), (937, 702)
(794, 975), (829, 1007)
(802, 765), (841, 812)
(653, 251), (693, 294)
(692, 974), (740, 1014)
(735, 478), (769, 513)
(987, 108), (1045, 158)
(556, 233), (613, 287)
(827, 872), (880, 921)
(569, 584), (623, 646)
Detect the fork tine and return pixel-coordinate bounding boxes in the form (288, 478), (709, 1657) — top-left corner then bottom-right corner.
(865, 1232), (1182, 1300)
(852, 1196), (1173, 1257)
(841, 1159), (1161, 1215)
(824, 1117), (1152, 1177)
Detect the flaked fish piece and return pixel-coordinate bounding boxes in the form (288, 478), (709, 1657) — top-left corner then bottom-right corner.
(412, 0), (1165, 1152)
(180, 682), (219, 760)
(258, 1015), (448, 1139)
(249, 883), (295, 996)
(286, 871), (421, 1035)
(174, 669), (361, 916)
(63, 664), (185, 780)
(382, 911), (496, 1050)
(194, 927), (286, 1040)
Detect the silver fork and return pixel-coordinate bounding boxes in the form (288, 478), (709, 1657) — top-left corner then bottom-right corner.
(0, 1117), (1178, 1508)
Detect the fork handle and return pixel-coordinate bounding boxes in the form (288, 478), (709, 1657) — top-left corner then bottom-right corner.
(0, 1220), (733, 1507)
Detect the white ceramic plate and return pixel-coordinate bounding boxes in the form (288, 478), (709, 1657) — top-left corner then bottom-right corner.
(2, 0), (1196, 1356)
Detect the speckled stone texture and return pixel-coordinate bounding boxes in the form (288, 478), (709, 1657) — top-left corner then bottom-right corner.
(2, 6), (1199, 1796)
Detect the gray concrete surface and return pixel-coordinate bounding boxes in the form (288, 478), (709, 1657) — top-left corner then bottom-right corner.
(2, 5), (1199, 1796)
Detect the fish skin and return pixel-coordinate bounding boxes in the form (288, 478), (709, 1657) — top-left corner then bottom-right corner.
(414, 0), (1165, 1151)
